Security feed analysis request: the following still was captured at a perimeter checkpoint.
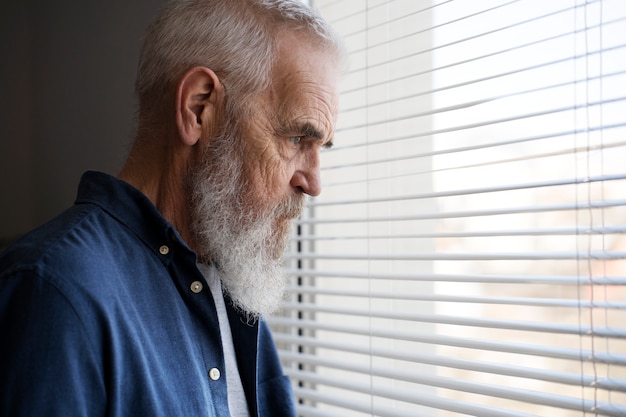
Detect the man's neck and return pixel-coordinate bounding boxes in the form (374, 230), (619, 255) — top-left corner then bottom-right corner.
(118, 133), (197, 251)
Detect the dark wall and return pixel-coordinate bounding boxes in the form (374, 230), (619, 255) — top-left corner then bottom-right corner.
(0, 0), (166, 242)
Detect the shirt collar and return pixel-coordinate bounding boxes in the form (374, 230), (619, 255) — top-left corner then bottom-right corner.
(74, 171), (193, 266)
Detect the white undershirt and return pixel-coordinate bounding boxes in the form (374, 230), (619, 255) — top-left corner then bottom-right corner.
(197, 263), (251, 417)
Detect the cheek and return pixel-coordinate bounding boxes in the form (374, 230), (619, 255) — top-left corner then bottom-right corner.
(247, 149), (294, 202)
(239, 127), (296, 203)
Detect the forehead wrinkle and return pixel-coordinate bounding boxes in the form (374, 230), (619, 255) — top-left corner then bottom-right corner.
(274, 86), (336, 140)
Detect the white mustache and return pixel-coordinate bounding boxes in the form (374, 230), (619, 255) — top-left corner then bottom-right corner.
(275, 193), (306, 220)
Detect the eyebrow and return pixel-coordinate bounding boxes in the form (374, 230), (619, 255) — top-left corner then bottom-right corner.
(299, 122), (334, 149)
(299, 122), (324, 140)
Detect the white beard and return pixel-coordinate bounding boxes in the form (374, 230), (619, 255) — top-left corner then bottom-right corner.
(188, 122), (304, 320)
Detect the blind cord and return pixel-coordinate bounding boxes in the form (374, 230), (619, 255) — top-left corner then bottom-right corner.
(365, 1), (374, 415)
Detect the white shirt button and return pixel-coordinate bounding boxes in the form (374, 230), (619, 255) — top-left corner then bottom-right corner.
(190, 281), (203, 293)
(159, 245), (169, 255)
(209, 368), (221, 381)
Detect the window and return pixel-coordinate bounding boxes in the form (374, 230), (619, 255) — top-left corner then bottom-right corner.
(268, 1), (626, 415)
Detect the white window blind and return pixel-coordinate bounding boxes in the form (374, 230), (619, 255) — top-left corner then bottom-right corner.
(268, 0), (626, 416)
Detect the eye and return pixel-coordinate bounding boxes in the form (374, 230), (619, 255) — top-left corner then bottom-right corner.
(289, 136), (302, 145)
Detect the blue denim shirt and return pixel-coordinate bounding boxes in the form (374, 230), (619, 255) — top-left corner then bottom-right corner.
(0, 171), (296, 417)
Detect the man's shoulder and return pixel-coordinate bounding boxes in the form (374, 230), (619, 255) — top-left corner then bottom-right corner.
(0, 202), (134, 287)
(1, 171), (160, 280)
(2, 203), (95, 262)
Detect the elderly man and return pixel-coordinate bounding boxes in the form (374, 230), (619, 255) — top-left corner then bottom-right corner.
(0, 0), (344, 416)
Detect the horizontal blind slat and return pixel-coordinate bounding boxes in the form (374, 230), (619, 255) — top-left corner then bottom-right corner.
(299, 201), (626, 224)
(285, 250), (626, 261)
(345, 39), (625, 92)
(344, 0), (518, 51)
(282, 351), (626, 402)
(283, 269), (626, 285)
(308, 175), (626, 207)
(292, 387), (515, 417)
(285, 286), (626, 309)
(323, 138), (626, 176)
(343, 2), (604, 73)
(288, 369), (625, 417)
(336, 94), (626, 132)
(342, 34), (625, 99)
(267, 317), (626, 365)
(275, 335), (626, 391)
(278, 302), (626, 337)
(294, 399), (417, 417)
(291, 376), (541, 417)
(329, 120), (625, 156)
(341, 66), (626, 113)
(292, 226), (626, 241)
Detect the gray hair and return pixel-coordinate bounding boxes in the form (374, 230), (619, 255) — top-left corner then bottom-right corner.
(135, 0), (344, 115)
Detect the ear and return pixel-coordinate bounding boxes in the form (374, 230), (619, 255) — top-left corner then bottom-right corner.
(175, 66), (224, 146)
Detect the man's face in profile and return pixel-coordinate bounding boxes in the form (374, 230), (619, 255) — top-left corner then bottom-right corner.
(188, 34), (339, 319)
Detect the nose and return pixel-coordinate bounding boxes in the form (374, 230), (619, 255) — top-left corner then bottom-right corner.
(290, 153), (321, 197)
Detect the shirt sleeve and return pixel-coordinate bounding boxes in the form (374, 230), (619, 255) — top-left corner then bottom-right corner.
(0, 269), (106, 417)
